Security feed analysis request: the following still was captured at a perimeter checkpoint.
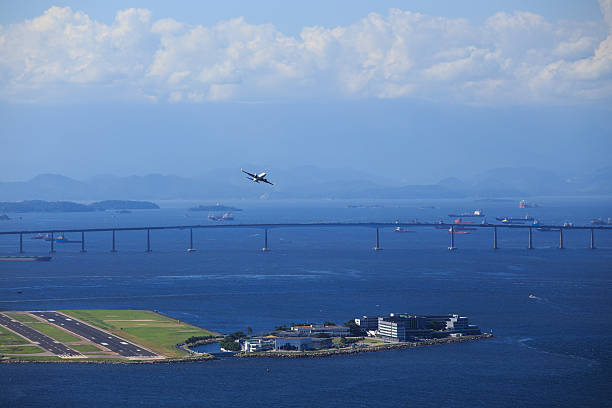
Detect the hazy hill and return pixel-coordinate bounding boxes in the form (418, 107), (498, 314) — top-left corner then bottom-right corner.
(0, 166), (610, 201)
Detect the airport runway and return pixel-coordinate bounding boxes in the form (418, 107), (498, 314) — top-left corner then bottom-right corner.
(30, 311), (158, 358)
(0, 313), (82, 357)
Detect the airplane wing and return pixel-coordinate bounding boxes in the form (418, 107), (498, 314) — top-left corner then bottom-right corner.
(262, 179), (274, 185)
(241, 169), (256, 178)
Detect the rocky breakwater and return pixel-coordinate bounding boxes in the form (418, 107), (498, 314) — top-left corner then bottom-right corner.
(235, 333), (493, 358)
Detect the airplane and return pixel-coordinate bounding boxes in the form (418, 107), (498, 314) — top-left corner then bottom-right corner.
(241, 169), (274, 185)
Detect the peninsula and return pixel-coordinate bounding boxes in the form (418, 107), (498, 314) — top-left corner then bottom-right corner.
(0, 200), (159, 213)
(0, 310), (220, 363)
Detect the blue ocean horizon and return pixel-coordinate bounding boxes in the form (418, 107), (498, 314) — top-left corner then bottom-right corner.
(1, 197), (611, 407)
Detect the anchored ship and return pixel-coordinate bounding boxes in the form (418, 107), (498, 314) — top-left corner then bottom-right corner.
(448, 209), (485, 217)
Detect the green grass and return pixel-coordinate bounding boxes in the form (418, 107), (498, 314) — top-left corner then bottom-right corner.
(0, 326), (30, 345)
(62, 310), (220, 358)
(25, 323), (81, 342)
(0, 345), (45, 354)
(3, 312), (39, 323)
(361, 338), (385, 343)
(71, 344), (103, 353)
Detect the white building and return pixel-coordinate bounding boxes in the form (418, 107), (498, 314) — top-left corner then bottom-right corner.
(240, 338), (275, 352)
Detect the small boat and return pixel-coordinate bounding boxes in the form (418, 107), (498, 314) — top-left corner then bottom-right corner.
(31, 233), (46, 240)
(55, 234), (81, 243)
(208, 212), (234, 221)
(448, 228), (470, 234)
(394, 227), (416, 233)
(528, 294), (537, 299)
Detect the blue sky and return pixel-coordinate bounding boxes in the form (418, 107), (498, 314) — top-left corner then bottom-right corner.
(0, 1), (611, 183)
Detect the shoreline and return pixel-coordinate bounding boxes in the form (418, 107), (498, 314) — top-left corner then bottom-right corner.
(235, 333), (493, 358)
(1, 334), (493, 363)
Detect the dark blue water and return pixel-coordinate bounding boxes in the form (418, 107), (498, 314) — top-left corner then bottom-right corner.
(1, 198), (611, 407)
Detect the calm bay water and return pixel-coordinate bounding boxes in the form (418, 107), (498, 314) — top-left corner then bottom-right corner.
(1, 198), (611, 407)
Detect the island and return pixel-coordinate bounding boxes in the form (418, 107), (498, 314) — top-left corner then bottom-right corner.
(189, 204), (242, 212)
(0, 310), (221, 363)
(0, 200), (159, 213)
(226, 312), (492, 357)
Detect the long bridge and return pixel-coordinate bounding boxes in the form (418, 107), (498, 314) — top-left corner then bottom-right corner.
(1, 222), (611, 253)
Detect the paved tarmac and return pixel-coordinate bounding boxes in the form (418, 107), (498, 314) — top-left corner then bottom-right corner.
(30, 311), (159, 358)
(0, 313), (82, 357)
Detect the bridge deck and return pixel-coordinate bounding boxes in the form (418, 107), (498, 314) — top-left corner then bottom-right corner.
(1, 222), (611, 236)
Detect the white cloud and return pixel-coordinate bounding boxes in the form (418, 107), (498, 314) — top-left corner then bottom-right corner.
(0, 3), (611, 104)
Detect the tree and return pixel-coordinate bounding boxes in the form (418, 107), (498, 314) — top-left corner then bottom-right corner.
(247, 326), (253, 334)
(427, 321), (447, 331)
(219, 331), (247, 351)
(343, 319), (363, 336)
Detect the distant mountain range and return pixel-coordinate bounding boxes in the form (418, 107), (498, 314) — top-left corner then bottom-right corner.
(0, 166), (610, 202)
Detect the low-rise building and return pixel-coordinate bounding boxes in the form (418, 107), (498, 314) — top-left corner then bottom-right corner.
(355, 316), (378, 331)
(378, 314), (431, 342)
(290, 323), (350, 337)
(273, 336), (333, 351)
(376, 313), (480, 342)
(240, 337), (275, 352)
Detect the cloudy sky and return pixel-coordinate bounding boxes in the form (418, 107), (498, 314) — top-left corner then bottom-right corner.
(0, 1), (611, 183)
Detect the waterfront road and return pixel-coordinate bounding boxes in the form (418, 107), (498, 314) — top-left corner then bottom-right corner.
(30, 311), (159, 358)
(0, 313), (82, 358)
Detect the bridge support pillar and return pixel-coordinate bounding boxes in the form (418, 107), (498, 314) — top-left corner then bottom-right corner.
(528, 227), (533, 250)
(448, 226), (456, 250)
(146, 229), (151, 252)
(373, 228), (382, 251)
(19, 233), (23, 254)
(590, 228), (595, 249)
(111, 230), (117, 252)
(187, 228), (196, 252)
(559, 228), (564, 250)
(262, 229), (270, 251)
(81, 231), (86, 253)
(50, 232), (55, 253)
(493, 227), (498, 250)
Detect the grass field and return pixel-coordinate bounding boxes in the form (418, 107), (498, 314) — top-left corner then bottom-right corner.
(62, 310), (221, 358)
(25, 322), (81, 343)
(0, 326), (29, 345)
(0, 345), (45, 354)
(71, 344), (104, 353)
(3, 312), (39, 324)
(1, 310), (220, 361)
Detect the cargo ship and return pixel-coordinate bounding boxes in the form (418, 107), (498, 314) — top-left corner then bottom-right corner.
(448, 209), (484, 217)
(0, 256), (52, 262)
(519, 200), (539, 209)
(590, 217), (611, 225)
(496, 215), (535, 224)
